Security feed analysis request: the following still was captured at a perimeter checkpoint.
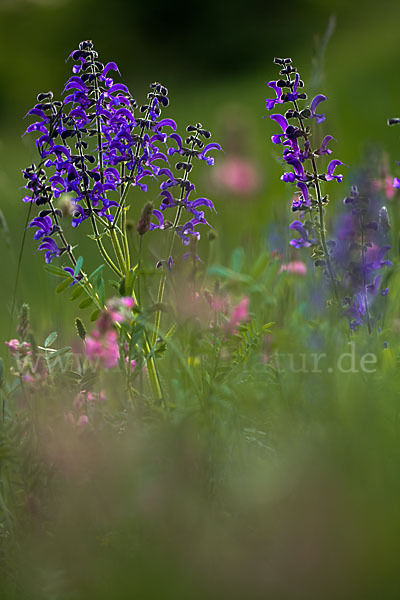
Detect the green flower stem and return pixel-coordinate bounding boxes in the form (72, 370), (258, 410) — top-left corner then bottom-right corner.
(152, 133), (199, 347)
(291, 97), (339, 301)
(110, 228), (127, 275)
(111, 104), (152, 229)
(121, 208), (131, 272)
(115, 296), (163, 404)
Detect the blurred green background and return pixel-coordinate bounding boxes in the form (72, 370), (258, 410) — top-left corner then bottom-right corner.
(1, 0), (400, 345)
(3, 3), (400, 598)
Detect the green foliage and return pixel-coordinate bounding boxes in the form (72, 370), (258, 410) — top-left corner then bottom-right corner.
(73, 255), (83, 278)
(44, 331), (57, 348)
(75, 318), (86, 341)
(233, 320), (274, 366)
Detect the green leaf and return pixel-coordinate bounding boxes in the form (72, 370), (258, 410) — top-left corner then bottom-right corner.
(47, 346), (72, 359)
(251, 254), (270, 280)
(79, 297), (94, 309)
(44, 264), (70, 278)
(56, 278), (73, 293)
(88, 264), (105, 282)
(69, 284), (85, 301)
(74, 256), (83, 278)
(119, 267), (137, 297)
(80, 369), (97, 391)
(95, 276), (105, 307)
(231, 247), (245, 272)
(208, 264), (252, 284)
(44, 332), (58, 348)
(90, 309), (101, 322)
(59, 371), (81, 381)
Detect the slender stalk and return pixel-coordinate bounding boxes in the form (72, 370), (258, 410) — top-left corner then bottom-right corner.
(137, 235), (143, 307)
(120, 163), (131, 271)
(360, 215), (372, 334)
(152, 132), (199, 346)
(111, 103), (152, 228)
(109, 229), (126, 274)
(74, 124), (123, 277)
(287, 86), (339, 301)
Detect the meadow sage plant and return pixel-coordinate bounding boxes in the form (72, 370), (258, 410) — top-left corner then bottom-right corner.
(22, 40), (221, 403)
(265, 57), (393, 332)
(332, 184), (391, 332)
(265, 57), (344, 300)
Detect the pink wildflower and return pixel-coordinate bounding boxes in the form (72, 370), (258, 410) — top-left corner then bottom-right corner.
(121, 297), (134, 309)
(85, 329), (119, 368)
(5, 339), (31, 356)
(77, 415), (89, 427)
(279, 260), (307, 276)
(212, 156), (261, 196)
(87, 390), (106, 403)
(125, 357), (137, 374)
(227, 296), (250, 332)
(73, 391), (86, 410)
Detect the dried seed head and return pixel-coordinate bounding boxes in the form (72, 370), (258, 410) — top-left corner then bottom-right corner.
(137, 202), (153, 236)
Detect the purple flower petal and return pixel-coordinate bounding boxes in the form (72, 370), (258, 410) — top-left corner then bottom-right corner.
(310, 94), (327, 123)
(326, 159), (346, 182)
(102, 62), (120, 77)
(270, 114), (288, 132)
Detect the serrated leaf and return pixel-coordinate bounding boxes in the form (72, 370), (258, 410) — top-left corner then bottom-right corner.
(79, 297), (94, 309)
(44, 332), (58, 347)
(74, 256), (83, 278)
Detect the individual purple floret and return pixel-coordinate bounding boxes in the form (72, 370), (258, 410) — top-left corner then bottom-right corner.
(289, 220), (314, 248)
